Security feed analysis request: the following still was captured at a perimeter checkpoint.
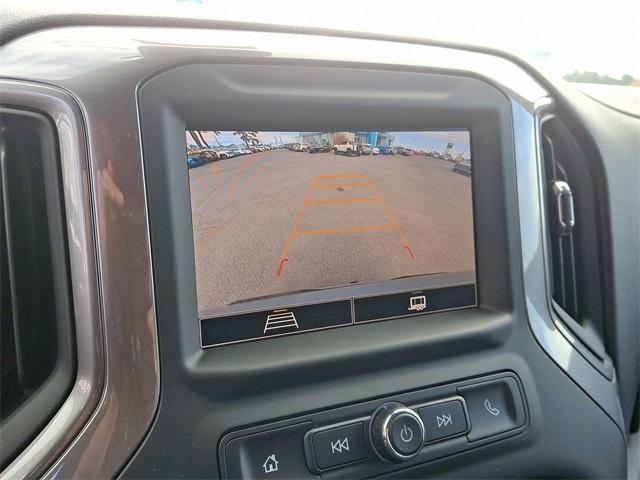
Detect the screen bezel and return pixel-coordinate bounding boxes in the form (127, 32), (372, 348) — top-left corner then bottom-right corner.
(138, 60), (518, 371)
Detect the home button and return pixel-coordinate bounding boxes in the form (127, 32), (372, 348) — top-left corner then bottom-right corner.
(225, 423), (318, 479)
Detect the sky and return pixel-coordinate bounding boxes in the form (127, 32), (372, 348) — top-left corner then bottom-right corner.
(14, 0), (638, 80)
(189, 131), (470, 156)
(394, 132), (470, 155)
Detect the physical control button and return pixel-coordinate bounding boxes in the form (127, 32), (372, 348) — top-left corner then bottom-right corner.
(369, 402), (425, 463)
(225, 423), (318, 479)
(458, 377), (526, 441)
(418, 399), (468, 442)
(389, 414), (423, 454)
(311, 422), (369, 469)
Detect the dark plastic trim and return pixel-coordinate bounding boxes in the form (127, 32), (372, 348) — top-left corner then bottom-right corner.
(220, 372), (528, 480)
(0, 107), (76, 469)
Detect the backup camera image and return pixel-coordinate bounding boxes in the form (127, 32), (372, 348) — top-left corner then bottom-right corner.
(187, 130), (475, 316)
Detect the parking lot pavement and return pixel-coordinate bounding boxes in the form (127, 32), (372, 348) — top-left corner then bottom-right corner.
(189, 149), (475, 314)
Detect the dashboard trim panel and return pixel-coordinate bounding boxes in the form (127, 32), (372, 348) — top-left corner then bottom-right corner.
(512, 98), (623, 427)
(0, 26), (625, 478)
(0, 81), (104, 479)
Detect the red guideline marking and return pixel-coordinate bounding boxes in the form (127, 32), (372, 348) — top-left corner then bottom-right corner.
(404, 245), (415, 260)
(276, 257), (288, 277)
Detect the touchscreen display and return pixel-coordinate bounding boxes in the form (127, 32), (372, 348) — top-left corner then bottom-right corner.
(187, 131), (476, 347)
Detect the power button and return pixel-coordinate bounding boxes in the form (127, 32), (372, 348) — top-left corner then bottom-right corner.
(369, 402), (425, 463)
(389, 414), (424, 455)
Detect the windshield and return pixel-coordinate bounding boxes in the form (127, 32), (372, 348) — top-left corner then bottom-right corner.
(180, 0), (640, 86)
(266, 0), (639, 86)
(12, 0), (639, 86)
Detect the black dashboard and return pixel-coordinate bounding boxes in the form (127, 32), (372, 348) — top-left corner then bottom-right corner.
(0, 13), (638, 480)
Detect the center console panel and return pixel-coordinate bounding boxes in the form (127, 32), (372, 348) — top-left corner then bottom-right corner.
(221, 372), (526, 479)
(123, 54), (626, 479)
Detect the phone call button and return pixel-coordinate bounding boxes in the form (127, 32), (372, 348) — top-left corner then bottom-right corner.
(458, 376), (526, 441)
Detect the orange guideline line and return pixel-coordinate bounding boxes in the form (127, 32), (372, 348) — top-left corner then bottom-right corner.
(315, 172), (368, 180)
(294, 223), (399, 237)
(276, 171), (416, 277)
(277, 175), (327, 276)
(276, 199), (311, 277)
(311, 181), (372, 189)
(367, 180), (416, 260)
(305, 196), (382, 206)
(275, 173), (337, 276)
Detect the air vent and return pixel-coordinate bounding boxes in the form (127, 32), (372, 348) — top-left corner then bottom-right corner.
(0, 107), (75, 469)
(542, 134), (579, 318)
(540, 115), (613, 378)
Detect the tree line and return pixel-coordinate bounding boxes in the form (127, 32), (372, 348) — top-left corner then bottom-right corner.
(187, 131), (261, 149)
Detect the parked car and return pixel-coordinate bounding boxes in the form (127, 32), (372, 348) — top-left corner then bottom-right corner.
(358, 144), (372, 155)
(452, 160), (472, 176)
(396, 147), (413, 156)
(360, 144), (377, 155)
(214, 148), (232, 159)
(430, 151), (441, 158)
(443, 153), (455, 162)
(187, 155), (206, 168)
(377, 145), (395, 155)
(308, 144), (331, 153)
(291, 143), (309, 152)
(189, 149), (214, 162)
(334, 143), (361, 156)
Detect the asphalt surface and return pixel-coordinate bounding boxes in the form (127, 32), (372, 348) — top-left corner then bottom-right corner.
(189, 149), (475, 314)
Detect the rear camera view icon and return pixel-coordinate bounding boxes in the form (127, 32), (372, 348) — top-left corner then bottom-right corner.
(408, 295), (426, 312)
(484, 398), (501, 416)
(264, 310), (299, 334)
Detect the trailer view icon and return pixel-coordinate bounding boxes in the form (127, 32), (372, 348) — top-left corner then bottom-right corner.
(264, 309), (299, 334)
(408, 295), (427, 312)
